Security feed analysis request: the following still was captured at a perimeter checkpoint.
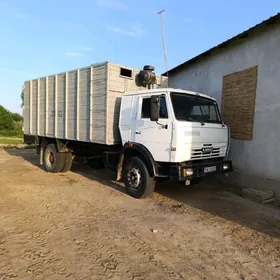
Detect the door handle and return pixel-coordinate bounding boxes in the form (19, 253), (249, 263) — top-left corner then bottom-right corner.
(135, 130), (141, 134)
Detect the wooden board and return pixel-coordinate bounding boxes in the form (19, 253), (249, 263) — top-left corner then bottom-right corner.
(221, 66), (258, 140)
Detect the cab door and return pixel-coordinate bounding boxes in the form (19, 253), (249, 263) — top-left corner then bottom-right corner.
(132, 94), (172, 162)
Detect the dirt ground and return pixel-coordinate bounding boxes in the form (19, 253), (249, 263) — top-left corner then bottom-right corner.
(0, 149), (279, 280)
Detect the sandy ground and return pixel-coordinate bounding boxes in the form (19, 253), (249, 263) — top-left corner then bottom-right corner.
(0, 148), (279, 280)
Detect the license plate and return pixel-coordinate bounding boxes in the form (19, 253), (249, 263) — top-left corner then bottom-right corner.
(204, 166), (216, 173)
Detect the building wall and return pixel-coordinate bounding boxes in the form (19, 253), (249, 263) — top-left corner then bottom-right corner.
(169, 25), (280, 182)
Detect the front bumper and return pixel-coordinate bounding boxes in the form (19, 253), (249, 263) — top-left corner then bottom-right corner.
(170, 160), (233, 181)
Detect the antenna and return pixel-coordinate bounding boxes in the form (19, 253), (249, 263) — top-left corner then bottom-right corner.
(157, 9), (169, 87)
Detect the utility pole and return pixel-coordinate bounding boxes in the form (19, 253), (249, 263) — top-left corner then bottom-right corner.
(157, 9), (169, 84)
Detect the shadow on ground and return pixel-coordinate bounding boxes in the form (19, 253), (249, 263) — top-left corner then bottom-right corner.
(4, 148), (126, 195)
(156, 180), (280, 238)
(5, 148), (280, 239)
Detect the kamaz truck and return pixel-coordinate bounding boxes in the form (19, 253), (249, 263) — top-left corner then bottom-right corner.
(23, 62), (232, 198)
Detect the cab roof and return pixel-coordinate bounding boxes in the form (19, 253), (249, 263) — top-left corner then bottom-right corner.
(123, 87), (216, 101)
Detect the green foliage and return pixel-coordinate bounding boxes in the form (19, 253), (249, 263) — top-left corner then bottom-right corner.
(0, 138), (23, 145)
(0, 105), (13, 130)
(11, 112), (23, 122)
(0, 130), (22, 137)
(21, 88), (24, 108)
(0, 105), (23, 137)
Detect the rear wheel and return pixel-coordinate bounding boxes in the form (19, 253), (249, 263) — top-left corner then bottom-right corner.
(123, 157), (155, 199)
(61, 153), (73, 172)
(43, 144), (65, 173)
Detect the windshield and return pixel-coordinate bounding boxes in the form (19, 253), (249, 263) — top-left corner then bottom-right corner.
(170, 92), (222, 124)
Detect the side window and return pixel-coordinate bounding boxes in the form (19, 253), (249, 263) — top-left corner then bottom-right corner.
(159, 96), (168, 118)
(141, 98), (151, 118)
(141, 96), (168, 119)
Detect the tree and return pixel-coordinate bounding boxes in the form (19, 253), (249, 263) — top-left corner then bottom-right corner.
(0, 105), (13, 131)
(11, 112), (23, 122)
(21, 88), (24, 108)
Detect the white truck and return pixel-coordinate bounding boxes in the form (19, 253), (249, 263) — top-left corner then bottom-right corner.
(23, 61), (232, 198)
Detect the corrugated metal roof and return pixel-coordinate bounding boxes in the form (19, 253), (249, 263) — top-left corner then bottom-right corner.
(163, 13), (280, 76)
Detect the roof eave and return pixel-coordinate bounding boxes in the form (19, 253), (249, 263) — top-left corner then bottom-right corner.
(163, 13), (280, 76)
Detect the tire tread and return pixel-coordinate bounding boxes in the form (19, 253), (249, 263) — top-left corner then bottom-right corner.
(124, 156), (155, 199)
(61, 153), (73, 173)
(43, 144), (65, 173)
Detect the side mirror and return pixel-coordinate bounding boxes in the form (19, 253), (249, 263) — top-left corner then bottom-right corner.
(150, 95), (160, 122)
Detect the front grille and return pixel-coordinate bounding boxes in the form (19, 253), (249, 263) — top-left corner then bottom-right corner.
(191, 146), (226, 160)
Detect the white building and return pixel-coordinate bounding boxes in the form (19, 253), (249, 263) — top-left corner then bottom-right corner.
(165, 14), (280, 198)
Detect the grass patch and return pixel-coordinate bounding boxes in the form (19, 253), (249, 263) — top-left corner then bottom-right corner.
(0, 130), (23, 138)
(0, 137), (23, 145)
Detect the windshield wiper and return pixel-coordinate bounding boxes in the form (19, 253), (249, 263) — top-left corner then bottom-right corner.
(188, 117), (205, 126)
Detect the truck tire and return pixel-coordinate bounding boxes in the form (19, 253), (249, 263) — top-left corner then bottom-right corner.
(123, 156), (155, 199)
(61, 153), (73, 173)
(43, 144), (65, 173)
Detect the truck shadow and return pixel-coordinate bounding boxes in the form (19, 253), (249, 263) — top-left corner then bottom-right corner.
(73, 164), (280, 239)
(4, 148), (127, 195)
(70, 161), (127, 195)
(155, 180), (280, 238)
(5, 148), (280, 239)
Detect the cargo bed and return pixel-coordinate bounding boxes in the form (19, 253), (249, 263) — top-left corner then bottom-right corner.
(23, 61), (163, 145)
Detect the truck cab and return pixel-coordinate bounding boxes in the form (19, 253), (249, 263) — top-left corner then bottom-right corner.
(118, 88), (232, 197)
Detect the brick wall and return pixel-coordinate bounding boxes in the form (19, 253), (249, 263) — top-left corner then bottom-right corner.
(221, 66), (258, 140)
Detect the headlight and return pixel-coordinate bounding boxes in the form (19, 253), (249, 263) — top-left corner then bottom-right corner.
(223, 163), (230, 170)
(183, 168), (193, 176)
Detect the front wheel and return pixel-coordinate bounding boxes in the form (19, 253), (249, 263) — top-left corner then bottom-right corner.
(123, 157), (155, 199)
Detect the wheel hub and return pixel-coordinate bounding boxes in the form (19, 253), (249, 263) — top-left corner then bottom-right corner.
(45, 149), (55, 168)
(49, 153), (54, 164)
(127, 167), (141, 189)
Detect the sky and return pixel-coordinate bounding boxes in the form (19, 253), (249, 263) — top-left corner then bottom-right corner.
(0, 0), (279, 113)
